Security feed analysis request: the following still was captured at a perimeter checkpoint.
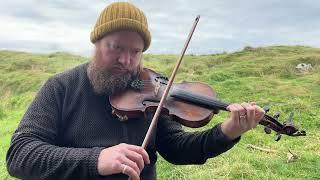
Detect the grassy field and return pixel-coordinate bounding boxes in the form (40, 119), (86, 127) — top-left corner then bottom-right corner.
(1, 46), (319, 179)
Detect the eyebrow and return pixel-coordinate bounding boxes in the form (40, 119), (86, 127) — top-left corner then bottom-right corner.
(133, 47), (143, 52)
(105, 39), (143, 50)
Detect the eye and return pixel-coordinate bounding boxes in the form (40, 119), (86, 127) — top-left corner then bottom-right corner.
(113, 45), (121, 52)
(107, 42), (122, 53)
(133, 49), (142, 55)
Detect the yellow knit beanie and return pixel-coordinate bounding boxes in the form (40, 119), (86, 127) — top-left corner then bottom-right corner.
(90, 2), (151, 52)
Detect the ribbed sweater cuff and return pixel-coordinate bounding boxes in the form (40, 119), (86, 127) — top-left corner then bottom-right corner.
(87, 147), (105, 177)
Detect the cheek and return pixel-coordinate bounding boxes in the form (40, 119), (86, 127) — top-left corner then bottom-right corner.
(131, 58), (142, 69)
(96, 52), (115, 68)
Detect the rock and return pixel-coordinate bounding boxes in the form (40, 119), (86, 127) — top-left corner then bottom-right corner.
(296, 63), (313, 72)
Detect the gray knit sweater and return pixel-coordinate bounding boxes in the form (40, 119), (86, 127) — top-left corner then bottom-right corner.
(6, 63), (239, 180)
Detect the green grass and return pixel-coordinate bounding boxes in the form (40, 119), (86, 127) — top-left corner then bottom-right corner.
(1, 45), (320, 179)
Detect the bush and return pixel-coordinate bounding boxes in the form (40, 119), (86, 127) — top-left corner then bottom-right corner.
(243, 46), (255, 51)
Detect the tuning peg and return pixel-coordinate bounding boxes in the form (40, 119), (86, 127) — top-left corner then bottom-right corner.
(275, 133), (282, 141)
(287, 112), (294, 123)
(264, 127), (272, 134)
(273, 112), (281, 119)
(263, 106), (270, 113)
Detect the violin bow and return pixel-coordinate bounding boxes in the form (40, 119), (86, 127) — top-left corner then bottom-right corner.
(141, 15), (200, 149)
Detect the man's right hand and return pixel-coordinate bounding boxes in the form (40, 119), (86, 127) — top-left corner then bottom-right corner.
(97, 143), (150, 180)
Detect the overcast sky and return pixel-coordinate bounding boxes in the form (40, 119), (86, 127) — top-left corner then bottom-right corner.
(0, 0), (319, 56)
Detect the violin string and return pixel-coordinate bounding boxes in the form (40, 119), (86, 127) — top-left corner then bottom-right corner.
(141, 84), (154, 87)
(141, 87), (154, 90)
(140, 86), (154, 90)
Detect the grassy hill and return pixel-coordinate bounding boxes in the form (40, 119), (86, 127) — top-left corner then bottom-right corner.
(1, 46), (319, 179)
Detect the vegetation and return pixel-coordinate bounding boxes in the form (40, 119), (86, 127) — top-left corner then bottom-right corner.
(1, 45), (319, 179)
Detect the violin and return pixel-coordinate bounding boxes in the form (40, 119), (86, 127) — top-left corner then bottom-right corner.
(111, 16), (305, 158)
(110, 68), (306, 141)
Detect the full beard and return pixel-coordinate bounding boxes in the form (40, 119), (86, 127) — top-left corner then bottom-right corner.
(87, 60), (136, 95)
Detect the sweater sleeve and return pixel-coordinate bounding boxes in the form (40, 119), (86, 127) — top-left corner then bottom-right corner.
(156, 116), (240, 165)
(6, 77), (104, 180)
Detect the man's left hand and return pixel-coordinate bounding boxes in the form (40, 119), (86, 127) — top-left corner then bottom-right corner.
(221, 102), (265, 140)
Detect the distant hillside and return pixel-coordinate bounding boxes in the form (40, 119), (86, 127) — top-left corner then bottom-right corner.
(2, 45), (319, 95)
(1, 46), (319, 179)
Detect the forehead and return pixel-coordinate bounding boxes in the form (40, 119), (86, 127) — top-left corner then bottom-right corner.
(101, 31), (144, 48)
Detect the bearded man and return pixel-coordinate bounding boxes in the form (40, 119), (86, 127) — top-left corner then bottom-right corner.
(6, 2), (265, 180)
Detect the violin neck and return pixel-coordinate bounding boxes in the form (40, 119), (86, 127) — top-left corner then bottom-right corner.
(171, 88), (287, 129)
(170, 88), (229, 111)
(260, 114), (283, 130)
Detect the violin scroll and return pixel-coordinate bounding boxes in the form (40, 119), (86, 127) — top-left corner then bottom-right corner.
(262, 107), (306, 141)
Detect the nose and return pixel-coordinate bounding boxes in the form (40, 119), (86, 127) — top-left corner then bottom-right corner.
(118, 50), (131, 67)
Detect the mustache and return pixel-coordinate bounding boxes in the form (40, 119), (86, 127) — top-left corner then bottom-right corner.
(87, 63), (131, 95)
(99, 64), (130, 74)
(113, 66), (130, 73)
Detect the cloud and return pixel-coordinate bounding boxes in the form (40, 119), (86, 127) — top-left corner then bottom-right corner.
(0, 0), (319, 56)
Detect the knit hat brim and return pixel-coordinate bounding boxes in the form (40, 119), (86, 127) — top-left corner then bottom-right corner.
(90, 18), (151, 52)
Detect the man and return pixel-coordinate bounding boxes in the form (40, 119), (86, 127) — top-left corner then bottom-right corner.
(6, 2), (265, 180)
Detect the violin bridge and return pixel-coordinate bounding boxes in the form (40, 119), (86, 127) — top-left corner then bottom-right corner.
(154, 81), (160, 96)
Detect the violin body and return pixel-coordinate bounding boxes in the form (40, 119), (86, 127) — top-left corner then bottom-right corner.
(110, 68), (217, 127)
